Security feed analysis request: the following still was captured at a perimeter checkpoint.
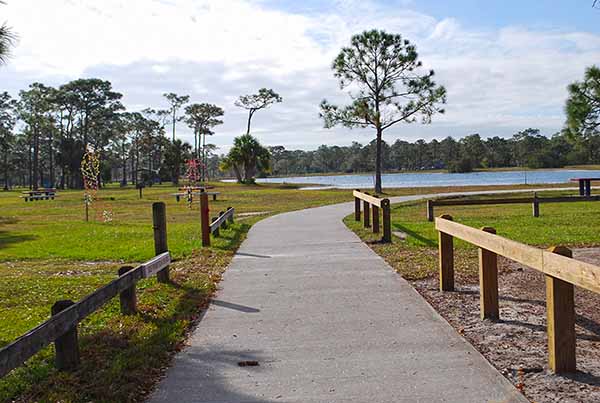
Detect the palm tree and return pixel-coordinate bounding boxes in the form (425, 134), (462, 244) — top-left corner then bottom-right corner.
(0, 1), (16, 66)
(220, 134), (270, 183)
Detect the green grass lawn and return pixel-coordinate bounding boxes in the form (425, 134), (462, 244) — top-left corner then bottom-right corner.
(0, 182), (584, 402)
(345, 189), (600, 280)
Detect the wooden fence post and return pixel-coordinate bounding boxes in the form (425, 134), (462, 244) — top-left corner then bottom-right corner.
(52, 300), (80, 371)
(427, 200), (434, 222)
(220, 211), (228, 229)
(479, 227), (499, 320)
(438, 214), (455, 291)
(546, 245), (576, 373)
(372, 205), (380, 233)
(354, 190), (361, 222)
(118, 266), (136, 315)
(532, 192), (540, 218)
(363, 200), (371, 228)
(227, 207), (234, 223)
(152, 202), (169, 283)
(200, 192), (210, 247)
(212, 217), (220, 237)
(382, 199), (392, 243)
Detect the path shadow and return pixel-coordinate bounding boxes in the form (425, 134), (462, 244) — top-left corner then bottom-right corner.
(235, 252), (271, 258)
(211, 299), (260, 313)
(393, 223), (436, 247)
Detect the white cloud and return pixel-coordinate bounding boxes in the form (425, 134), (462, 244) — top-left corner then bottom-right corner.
(2, 0), (600, 150)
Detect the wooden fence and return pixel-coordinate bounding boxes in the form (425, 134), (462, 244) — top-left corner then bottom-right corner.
(0, 202), (172, 379)
(353, 190), (391, 243)
(427, 194), (600, 221)
(199, 191), (235, 247)
(435, 215), (600, 374)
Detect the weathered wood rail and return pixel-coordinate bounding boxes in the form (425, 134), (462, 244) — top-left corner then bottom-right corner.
(435, 215), (600, 373)
(0, 202), (172, 379)
(353, 189), (391, 243)
(427, 194), (600, 221)
(199, 191), (235, 247)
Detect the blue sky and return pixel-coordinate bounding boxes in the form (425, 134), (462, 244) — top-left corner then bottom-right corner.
(2, 0), (600, 151)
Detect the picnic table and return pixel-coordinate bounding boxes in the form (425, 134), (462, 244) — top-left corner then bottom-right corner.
(21, 188), (58, 201)
(570, 177), (600, 196)
(173, 191), (220, 202)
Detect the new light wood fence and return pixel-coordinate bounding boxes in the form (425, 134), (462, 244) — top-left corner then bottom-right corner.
(353, 190), (391, 243)
(435, 215), (600, 373)
(427, 194), (600, 221)
(0, 202), (172, 379)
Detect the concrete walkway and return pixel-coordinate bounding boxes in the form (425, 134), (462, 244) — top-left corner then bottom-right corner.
(148, 191), (539, 403)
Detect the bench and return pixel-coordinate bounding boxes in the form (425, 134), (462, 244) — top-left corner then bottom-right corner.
(173, 191), (220, 202)
(21, 193), (58, 201)
(570, 177), (600, 196)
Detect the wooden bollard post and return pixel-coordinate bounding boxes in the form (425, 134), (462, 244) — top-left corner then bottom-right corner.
(427, 200), (434, 222)
(152, 202), (169, 283)
(200, 192), (210, 247)
(139, 186), (143, 199)
(372, 205), (380, 233)
(479, 227), (499, 320)
(118, 266), (136, 315)
(212, 217), (220, 236)
(354, 191), (361, 222)
(546, 246), (576, 373)
(52, 300), (80, 371)
(381, 199), (392, 243)
(227, 207), (234, 223)
(532, 192), (540, 218)
(220, 211), (228, 229)
(363, 200), (370, 228)
(438, 214), (455, 291)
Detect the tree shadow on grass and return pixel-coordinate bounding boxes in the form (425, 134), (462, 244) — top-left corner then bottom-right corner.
(11, 277), (273, 403)
(0, 230), (37, 250)
(392, 223), (436, 247)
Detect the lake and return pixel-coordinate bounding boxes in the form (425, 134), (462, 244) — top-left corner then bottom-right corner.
(246, 169), (600, 189)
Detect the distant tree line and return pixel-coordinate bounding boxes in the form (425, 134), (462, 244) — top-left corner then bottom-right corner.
(266, 128), (598, 176)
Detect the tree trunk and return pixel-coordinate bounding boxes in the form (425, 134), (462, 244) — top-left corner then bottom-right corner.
(246, 110), (254, 135)
(375, 127), (383, 194)
(3, 150), (9, 191)
(48, 132), (54, 188)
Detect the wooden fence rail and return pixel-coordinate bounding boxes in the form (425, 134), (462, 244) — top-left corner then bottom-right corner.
(427, 194), (600, 221)
(435, 215), (600, 373)
(199, 190), (235, 247)
(0, 202), (172, 379)
(353, 190), (391, 243)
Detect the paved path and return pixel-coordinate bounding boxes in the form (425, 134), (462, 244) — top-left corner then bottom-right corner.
(148, 190), (550, 403)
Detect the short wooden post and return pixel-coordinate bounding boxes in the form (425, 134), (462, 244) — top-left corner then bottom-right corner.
(354, 191), (361, 222)
(85, 201), (89, 222)
(479, 227), (499, 320)
(220, 211), (228, 229)
(52, 300), (80, 371)
(227, 207), (234, 223)
(200, 192), (210, 247)
(212, 217), (220, 236)
(427, 200), (434, 222)
(363, 200), (370, 228)
(372, 205), (380, 233)
(152, 202), (170, 283)
(585, 180), (591, 197)
(546, 245), (576, 373)
(438, 214), (455, 291)
(532, 192), (540, 218)
(118, 266), (136, 315)
(139, 186), (143, 199)
(382, 199), (392, 243)
(578, 180), (585, 196)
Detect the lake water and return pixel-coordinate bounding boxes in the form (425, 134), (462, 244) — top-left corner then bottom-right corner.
(247, 169), (600, 189)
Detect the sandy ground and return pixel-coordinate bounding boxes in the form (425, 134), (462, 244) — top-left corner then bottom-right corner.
(411, 248), (600, 403)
